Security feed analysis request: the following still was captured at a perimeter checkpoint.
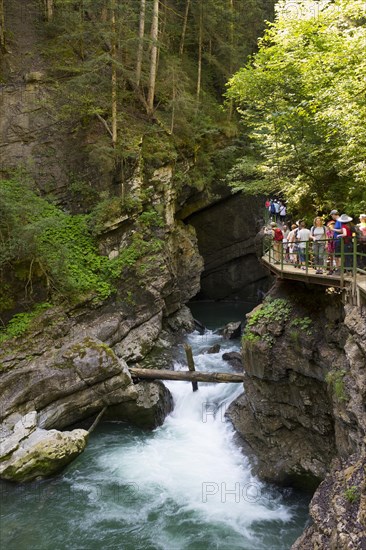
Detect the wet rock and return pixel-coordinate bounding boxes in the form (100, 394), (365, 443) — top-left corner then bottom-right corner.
(0, 412), (88, 482)
(205, 344), (221, 354)
(220, 321), (242, 340)
(164, 305), (195, 333)
(106, 381), (173, 430)
(193, 318), (206, 335)
(228, 282), (366, 491)
(222, 351), (242, 371)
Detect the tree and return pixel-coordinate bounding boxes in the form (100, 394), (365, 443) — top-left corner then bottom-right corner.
(196, 0), (203, 104)
(227, 0), (366, 215)
(136, 0), (146, 87)
(110, 0), (117, 148)
(179, 0), (191, 56)
(0, 0), (6, 53)
(147, 0), (159, 115)
(44, 0), (54, 22)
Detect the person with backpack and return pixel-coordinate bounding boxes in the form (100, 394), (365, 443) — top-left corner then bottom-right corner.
(270, 200), (276, 221)
(310, 216), (327, 274)
(335, 214), (353, 271)
(265, 222), (283, 264)
(269, 222), (284, 263)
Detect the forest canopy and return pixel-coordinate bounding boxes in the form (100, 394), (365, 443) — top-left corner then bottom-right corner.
(227, 0), (366, 216)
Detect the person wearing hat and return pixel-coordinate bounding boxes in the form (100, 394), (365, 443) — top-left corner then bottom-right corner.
(335, 214), (353, 271)
(330, 209), (342, 236)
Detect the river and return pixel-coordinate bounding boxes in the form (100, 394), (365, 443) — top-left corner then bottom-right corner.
(0, 302), (310, 549)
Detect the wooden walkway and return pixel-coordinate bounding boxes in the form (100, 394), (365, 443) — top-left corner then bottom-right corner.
(261, 253), (366, 304)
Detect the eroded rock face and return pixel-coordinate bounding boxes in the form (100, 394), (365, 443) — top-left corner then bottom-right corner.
(106, 381), (174, 430)
(0, 218), (202, 481)
(186, 193), (270, 300)
(292, 454), (366, 550)
(227, 282), (366, 487)
(226, 281), (366, 548)
(0, 337), (137, 431)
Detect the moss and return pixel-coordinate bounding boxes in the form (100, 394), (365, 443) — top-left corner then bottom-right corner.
(344, 485), (359, 503)
(326, 369), (348, 403)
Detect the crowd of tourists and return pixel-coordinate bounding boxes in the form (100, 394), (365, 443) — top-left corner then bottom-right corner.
(265, 198), (287, 223)
(264, 209), (366, 274)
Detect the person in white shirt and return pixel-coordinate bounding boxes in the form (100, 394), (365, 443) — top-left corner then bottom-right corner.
(279, 202), (287, 223)
(297, 221), (311, 269)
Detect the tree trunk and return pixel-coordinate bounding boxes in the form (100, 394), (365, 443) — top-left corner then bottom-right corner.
(228, 0), (234, 120)
(147, 0), (159, 115)
(196, 1), (203, 104)
(170, 65), (176, 134)
(111, 0), (117, 148)
(136, 0), (146, 87)
(0, 0), (5, 53)
(129, 368), (244, 384)
(179, 0), (191, 57)
(44, 0), (54, 21)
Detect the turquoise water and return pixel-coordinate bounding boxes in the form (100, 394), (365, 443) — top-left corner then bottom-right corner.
(0, 304), (310, 550)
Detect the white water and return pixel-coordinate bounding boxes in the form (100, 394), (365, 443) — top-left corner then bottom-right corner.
(1, 330), (309, 550)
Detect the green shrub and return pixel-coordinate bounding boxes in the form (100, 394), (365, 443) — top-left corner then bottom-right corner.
(290, 316), (313, 336)
(344, 486), (359, 503)
(246, 298), (292, 328)
(0, 177), (166, 313)
(0, 303), (52, 344)
(242, 298), (291, 347)
(326, 369), (348, 403)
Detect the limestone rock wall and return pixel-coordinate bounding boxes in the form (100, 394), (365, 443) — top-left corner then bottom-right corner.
(186, 193), (270, 300)
(226, 280), (366, 548)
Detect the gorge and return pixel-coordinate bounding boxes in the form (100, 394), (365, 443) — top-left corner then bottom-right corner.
(1, 1), (365, 549)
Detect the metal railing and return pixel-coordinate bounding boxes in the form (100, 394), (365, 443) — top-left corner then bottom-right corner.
(263, 236), (366, 288)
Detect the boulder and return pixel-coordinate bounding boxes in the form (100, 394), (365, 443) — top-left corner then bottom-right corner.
(0, 411), (88, 482)
(205, 344), (221, 354)
(105, 381), (173, 430)
(222, 351), (242, 371)
(220, 321), (242, 340)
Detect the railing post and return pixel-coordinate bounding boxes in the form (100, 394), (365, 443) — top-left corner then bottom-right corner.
(352, 235), (357, 301)
(353, 235), (357, 276)
(305, 240), (309, 275)
(281, 239), (284, 270)
(340, 237), (344, 288)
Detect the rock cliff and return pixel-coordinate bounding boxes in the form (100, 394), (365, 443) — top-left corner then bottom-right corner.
(227, 280), (366, 547)
(186, 193), (270, 300)
(0, 220), (202, 481)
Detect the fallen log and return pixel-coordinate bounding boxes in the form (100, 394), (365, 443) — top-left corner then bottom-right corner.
(129, 368), (244, 384)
